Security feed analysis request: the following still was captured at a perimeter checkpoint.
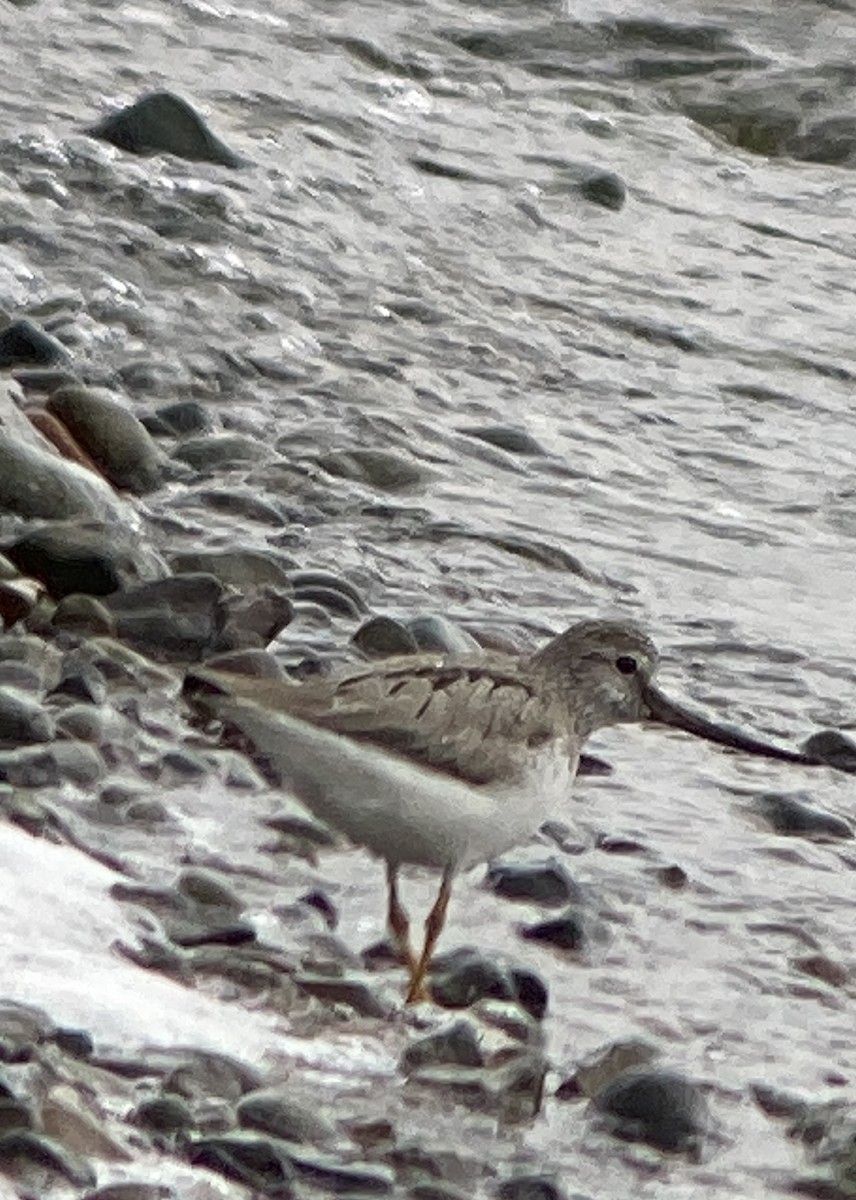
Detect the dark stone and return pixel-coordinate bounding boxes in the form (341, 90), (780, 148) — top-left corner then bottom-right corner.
(485, 857), (580, 906)
(458, 425), (547, 456)
(298, 889), (338, 929)
(290, 570), (369, 616)
(758, 793), (852, 840)
(577, 168), (626, 210)
(0, 319), (70, 368)
(217, 586), (293, 652)
(134, 1095), (194, 1134)
(164, 1051), (263, 1101)
(592, 1068), (708, 1152)
(0, 1091), (32, 1133)
(496, 1176), (565, 1200)
(196, 488), (286, 525)
(170, 920), (256, 949)
(49, 658), (108, 704)
(237, 1090), (336, 1145)
(87, 91), (244, 168)
(0, 431), (124, 521)
(0, 741), (104, 787)
(577, 753), (613, 776)
(429, 948), (548, 1020)
(294, 972), (391, 1018)
(289, 584), (363, 618)
(407, 615), (479, 654)
(316, 448), (430, 491)
(0, 1001), (50, 1062)
(170, 550), (292, 590)
(51, 594), (117, 636)
(46, 385), (165, 494)
(803, 730), (856, 773)
(401, 1020), (485, 1073)
(0, 688), (53, 746)
(104, 573), (227, 661)
(5, 522), (148, 598)
(173, 433), (264, 471)
(352, 616), (419, 659)
(521, 908), (586, 951)
(51, 1027), (94, 1058)
(154, 400), (213, 436)
(186, 1132), (295, 1193)
(0, 1130), (95, 1187)
(285, 1146), (394, 1194)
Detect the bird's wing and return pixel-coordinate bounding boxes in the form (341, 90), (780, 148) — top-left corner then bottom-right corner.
(185, 655), (563, 786)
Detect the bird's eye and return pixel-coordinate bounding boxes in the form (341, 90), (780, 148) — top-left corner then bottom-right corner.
(616, 655), (638, 676)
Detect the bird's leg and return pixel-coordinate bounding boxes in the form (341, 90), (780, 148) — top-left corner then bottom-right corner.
(386, 862), (419, 975)
(405, 867), (454, 1005)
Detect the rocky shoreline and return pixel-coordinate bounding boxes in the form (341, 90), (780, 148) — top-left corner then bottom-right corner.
(0, 354), (851, 1199)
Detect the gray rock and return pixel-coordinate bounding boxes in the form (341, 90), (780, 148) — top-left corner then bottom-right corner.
(49, 655), (108, 704)
(457, 425), (547, 456)
(0, 741), (105, 787)
(172, 433), (267, 471)
(5, 520), (167, 599)
(163, 1051), (263, 1102)
(46, 385), (165, 494)
(758, 793), (852, 840)
(592, 1068), (709, 1152)
(294, 972), (391, 1018)
(0, 431), (127, 521)
(0, 1130), (95, 1187)
(429, 948), (548, 1020)
(0, 688), (53, 745)
(521, 908), (587, 951)
(202, 648), (285, 679)
(290, 570), (369, 616)
(352, 616), (419, 659)
(133, 1095), (194, 1134)
(237, 1090), (337, 1146)
(0, 318), (71, 368)
(485, 857), (581, 906)
(0, 1001), (51, 1062)
(316, 448), (431, 492)
(217, 586), (293, 652)
(87, 91), (244, 168)
(169, 549), (292, 590)
(407, 615), (480, 654)
(285, 1145), (394, 1194)
(153, 400), (213, 436)
(803, 729), (856, 772)
(104, 573), (227, 661)
(558, 1037), (658, 1101)
(401, 1021), (485, 1073)
(186, 1132), (296, 1192)
(195, 488), (286, 525)
(51, 594), (117, 636)
(496, 1177), (565, 1200)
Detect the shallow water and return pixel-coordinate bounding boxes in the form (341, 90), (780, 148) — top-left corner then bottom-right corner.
(1, 0), (855, 1193)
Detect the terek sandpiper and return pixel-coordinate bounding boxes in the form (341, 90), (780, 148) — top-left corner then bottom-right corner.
(185, 619), (813, 1003)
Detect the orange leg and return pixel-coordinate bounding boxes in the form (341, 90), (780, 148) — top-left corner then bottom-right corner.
(386, 862), (419, 976)
(405, 867), (454, 1005)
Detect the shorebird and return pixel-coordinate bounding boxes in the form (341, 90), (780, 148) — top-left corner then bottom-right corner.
(185, 619), (813, 1003)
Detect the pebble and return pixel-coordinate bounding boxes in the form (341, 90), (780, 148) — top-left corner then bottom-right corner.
(52, 594), (117, 637)
(237, 1090), (338, 1146)
(496, 1177), (565, 1200)
(591, 1068), (709, 1152)
(316, 448), (431, 491)
(557, 1037), (658, 1100)
(294, 972), (392, 1018)
(133, 1095), (195, 1135)
(0, 741), (105, 787)
(170, 549), (292, 590)
(0, 1129), (96, 1187)
(485, 857), (581, 907)
(41, 1083), (131, 1162)
(6, 520), (166, 599)
(521, 908), (587, 951)
(152, 400), (214, 436)
(457, 425), (547, 456)
(163, 1051), (263, 1102)
(186, 1131), (296, 1192)
(0, 429), (126, 522)
(401, 1021), (485, 1073)
(803, 729), (856, 772)
(352, 616), (419, 658)
(173, 433), (268, 472)
(46, 385), (165, 494)
(757, 793), (852, 839)
(0, 687), (53, 745)
(407, 615), (480, 654)
(429, 948), (548, 1020)
(0, 318), (71, 368)
(104, 573), (226, 661)
(87, 91), (244, 168)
